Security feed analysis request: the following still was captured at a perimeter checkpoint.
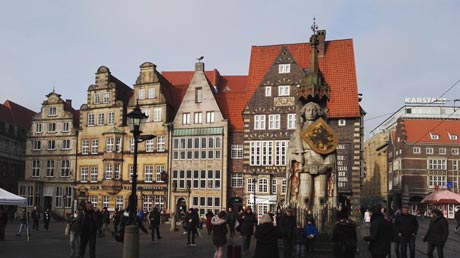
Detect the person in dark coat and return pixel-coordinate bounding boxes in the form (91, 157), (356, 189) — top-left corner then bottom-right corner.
(423, 209), (449, 258)
(79, 202), (98, 258)
(43, 209), (51, 231)
(184, 208), (198, 246)
(113, 208), (121, 233)
(254, 214), (282, 258)
(278, 208), (296, 258)
(31, 206), (40, 231)
(364, 210), (394, 258)
(148, 207), (162, 241)
(454, 207), (460, 232)
(226, 207), (237, 239)
(101, 207), (110, 236)
(332, 214), (357, 258)
(211, 211), (228, 258)
(0, 207), (8, 240)
(238, 207), (257, 255)
(394, 206), (418, 258)
(206, 210), (214, 235)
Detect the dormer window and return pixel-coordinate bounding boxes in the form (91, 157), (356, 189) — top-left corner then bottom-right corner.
(94, 93), (100, 104)
(48, 107), (57, 117)
(430, 133), (439, 140)
(278, 64), (290, 74)
(103, 92), (110, 103)
(449, 133), (458, 140)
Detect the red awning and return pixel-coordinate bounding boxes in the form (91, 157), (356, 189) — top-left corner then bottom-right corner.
(421, 190), (460, 204)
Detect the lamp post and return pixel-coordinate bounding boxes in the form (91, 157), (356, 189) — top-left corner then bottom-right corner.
(123, 103), (152, 258)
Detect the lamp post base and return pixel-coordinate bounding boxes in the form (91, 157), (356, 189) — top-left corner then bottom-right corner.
(123, 225), (139, 258)
(170, 213), (178, 231)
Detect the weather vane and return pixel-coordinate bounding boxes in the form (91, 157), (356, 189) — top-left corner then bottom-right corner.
(311, 17), (318, 34)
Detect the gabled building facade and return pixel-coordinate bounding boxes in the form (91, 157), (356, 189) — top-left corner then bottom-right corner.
(20, 92), (77, 216)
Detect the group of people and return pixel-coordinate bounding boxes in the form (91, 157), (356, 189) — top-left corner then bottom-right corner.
(361, 206), (449, 258)
(16, 207), (51, 238)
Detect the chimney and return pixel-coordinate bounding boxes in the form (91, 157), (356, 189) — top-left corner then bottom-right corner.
(195, 62), (205, 72)
(65, 99), (72, 107)
(317, 30), (326, 57)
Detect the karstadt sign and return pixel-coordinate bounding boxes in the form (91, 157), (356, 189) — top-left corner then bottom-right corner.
(404, 97), (447, 104)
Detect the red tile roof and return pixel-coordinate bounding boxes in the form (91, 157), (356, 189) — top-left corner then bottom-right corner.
(1, 100), (36, 129)
(247, 39), (360, 118)
(402, 119), (460, 144)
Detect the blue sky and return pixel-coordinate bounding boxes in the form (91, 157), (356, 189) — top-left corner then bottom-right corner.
(1, 0), (459, 137)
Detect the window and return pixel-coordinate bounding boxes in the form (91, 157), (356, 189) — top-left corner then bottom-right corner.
(182, 113), (190, 125)
(90, 196), (98, 208)
(46, 160), (55, 177)
(268, 114), (280, 129)
(452, 160), (458, 171)
(250, 140), (288, 166)
(55, 187), (63, 208)
(82, 140), (89, 154)
(156, 165), (164, 182)
(108, 112), (115, 125)
(148, 87), (155, 99)
(281, 179), (287, 194)
(102, 196), (110, 208)
(81, 167), (88, 182)
(428, 175), (446, 188)
(91, 139), (98, 154)
(35, 123), (42, 133)
(145, 139), (154, 152)
(32, 140), (41, 150)
(452, 148), (460, 155)
(63, 122), (70, 132)
(114, 164), (121, 180)
(194, 112), (202, 124)
(105, 164), (113, 179)
(231, 145), (243, 159)
(48, 123), (56, 132)
(153, 108), (162, 122)
(115, 137), (122, 153)
(428, 159), (447, 170)
(47, 140), (56, 150)
(61, 160), (70, 177)
(116, 196), (123, 210)
(88, 113), (94, 126)
(90, 167), (98, 182)
(257, 203), (269, 216)
(287, 114), (296, 129)
(157, 136), (165, 152)
(426, 148), (434, 154)
(103, 92), (110, 103)
(338, 119), (346, 126)
(254, 115), (266, 130)
(32, 160), (40, 177)
(196, 87), (202, 103)
(94, 93), (100, 104)
(449, 134), (458, 140)
(430, 133), (439, 140)
(144, 165), (153, 182)
(247, 178), (255, 193)
(278, 64), (290, 74)
(258, 178), (268, 193)
(143, 195), (153, 212)
(272, 179), (277, 194)
(139, 89), (146, 99)
(413, 147), (421, 154)
(265, 87), (271, 97)
(62, 139), (71, 150)
(154, 196), (164, 211)
(278, 85), (290, 96)
(439, 148), (447, 155)
(106, 137), (114, 152)
(98, 113), (105, 125)
(231, 173), (243, 188)
(206, 111), (215, 123)
(49, 107), (57, 116)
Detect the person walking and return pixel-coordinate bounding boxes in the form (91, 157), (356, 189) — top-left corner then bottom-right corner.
(43, 209), (51, 231)
(0, 207), (8, 240)
(423, 209), (449, 258)
(394, 206), (418, 258)
(454, 207), (460, 232)
(16, 208), (28, 237)
(206, 210), (214, 235)
(101, 207), (110, 236)
(79, 202), (97, 258)
(278, 208), (296, 258)
(364, 210), (393, 258)
(112, 208), (121, 234)
(68, 210), (81, 258)
(184, 208), (198, 246)
(304, 218), (318, 254)
(294, 224), (305, 257)
(148, 207), (162, 242)
(238, 206), (257, 256)
(254, 213), (282, 258)
(211, 211), (228, 258)
(364, 209), (371, 228)
(31, 206), (40, 231)
(332, 214), (357, 258)
(226, 207), (237, 239)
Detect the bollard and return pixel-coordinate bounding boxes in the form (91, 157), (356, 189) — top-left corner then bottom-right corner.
(123, 225), (139, 258)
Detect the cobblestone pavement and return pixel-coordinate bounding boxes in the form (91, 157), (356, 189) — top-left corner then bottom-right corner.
(1, 217), (460, 258)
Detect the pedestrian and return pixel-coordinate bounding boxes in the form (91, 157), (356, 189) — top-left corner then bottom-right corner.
(394, 205), (418, 258)
(148, 207), (162, 242)
(423, 208), (449, 258)
(254, 213), (282, 258)
(304, 218), (318, 254)
(68, 210), (81, 258)
(79, 202), (97, 258)
(43, 208), (51, 231)
(206, 210), (214, 235)
(16, 208), (28, 237)
(364, 209), (371, 228)
(294, 224), (304, 257)
(184, 208), (198, 246)
(332, 214), (357, 258)
(364, 210), (393, 258)
(226, 207), (237, 239)
(31, 206), (40, 231)
(278, 208), (296, 258)
(113, 208), (121, 233)
(238, 206), (257, 256)
(101, 207), (110, 236)
(454, 207), (460, 232)
(95, 208), (103, 237)
(0, 207), (8, 240)
(211, 211), (228, 258)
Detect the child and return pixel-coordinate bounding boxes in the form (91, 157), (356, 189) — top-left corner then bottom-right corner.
(304, 218), (318, 254)
(294, 224), (305, 257)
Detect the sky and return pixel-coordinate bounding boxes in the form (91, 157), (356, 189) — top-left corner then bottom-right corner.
(1, 0), (459, 137)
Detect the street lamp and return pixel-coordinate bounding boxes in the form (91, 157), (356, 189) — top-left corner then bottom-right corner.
(124, 103), (154, 258)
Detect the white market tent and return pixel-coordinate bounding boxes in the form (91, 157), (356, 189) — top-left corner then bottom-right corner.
(0, 187), (29, 241)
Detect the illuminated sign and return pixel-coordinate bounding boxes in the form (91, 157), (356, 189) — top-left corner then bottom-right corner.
(404, 97), (447, 104)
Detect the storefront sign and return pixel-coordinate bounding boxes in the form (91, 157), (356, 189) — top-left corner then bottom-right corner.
(336, 143), (352, 193)
(404, 97), (447, 104)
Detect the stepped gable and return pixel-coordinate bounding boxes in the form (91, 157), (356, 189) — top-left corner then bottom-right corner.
(401, 119), (460, 143)
(247, 39), (359, 118)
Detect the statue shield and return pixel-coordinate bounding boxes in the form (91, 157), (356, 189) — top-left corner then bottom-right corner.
(300, 118), (338, 155)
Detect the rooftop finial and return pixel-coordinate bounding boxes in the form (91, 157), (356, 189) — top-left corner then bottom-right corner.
(52, 80), (55, 93)
(311, 17), (318, 35)
(196, 56), (204, 63)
